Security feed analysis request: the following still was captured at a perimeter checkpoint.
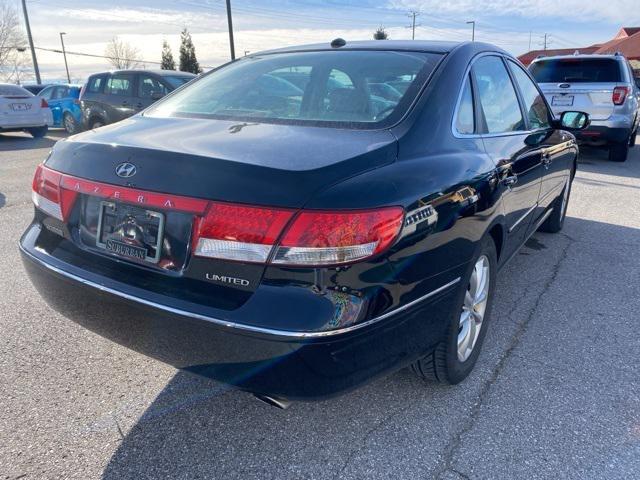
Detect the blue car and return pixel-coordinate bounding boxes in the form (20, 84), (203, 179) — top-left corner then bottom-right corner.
(37, 84), (82, 134)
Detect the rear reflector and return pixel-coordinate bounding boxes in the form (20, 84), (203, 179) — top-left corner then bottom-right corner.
(273, 208), (404, 266)
(612, 86), (629, 105)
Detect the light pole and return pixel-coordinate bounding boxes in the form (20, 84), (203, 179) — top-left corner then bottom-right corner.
(466, 21), (475, 41)
(225, 0), (236, 60)
(21, 0), (41, 84)
(59, 32), (70, 83)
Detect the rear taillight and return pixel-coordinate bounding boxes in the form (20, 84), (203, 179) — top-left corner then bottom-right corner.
(31, 164), (77, 221)
(192, 204), (404, 266)
(612, 86), (629, 105)
(273, 208), (404, 266)
(193, 203), (294, 263)
(40, 98), (48, 108)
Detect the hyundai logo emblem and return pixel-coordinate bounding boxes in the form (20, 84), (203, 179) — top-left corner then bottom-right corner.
(115, 162), (137, 178)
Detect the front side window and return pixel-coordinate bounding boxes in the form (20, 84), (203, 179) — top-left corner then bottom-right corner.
(105, 75), (133, 96)
(508, 61), (551, 130)
(146, 50), (442, 128)
(53, 87), (69, 99)
(88, 76), (106, 93)
(455, 75), (475, 134)
(472, 56), (525, 134)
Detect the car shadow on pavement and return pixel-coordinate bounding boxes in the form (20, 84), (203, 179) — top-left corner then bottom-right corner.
(0, 130), (67, 151)
(99, 214), (640, 480)
(0, 192), (5, 209)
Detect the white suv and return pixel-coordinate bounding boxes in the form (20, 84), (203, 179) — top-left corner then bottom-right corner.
(529, 53), (640, 162)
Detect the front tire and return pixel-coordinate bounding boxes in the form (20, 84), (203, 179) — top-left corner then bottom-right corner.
(28, 126), (48, 138)
(412, 236), (497, 385)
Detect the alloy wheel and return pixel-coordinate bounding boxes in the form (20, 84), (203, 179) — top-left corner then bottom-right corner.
(457, 255), (490, 362)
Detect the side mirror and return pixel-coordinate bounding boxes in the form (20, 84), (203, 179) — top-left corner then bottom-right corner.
(635, 78), (640, 89)
(558, 111), (590, 130)
(151, 92), (164, 100)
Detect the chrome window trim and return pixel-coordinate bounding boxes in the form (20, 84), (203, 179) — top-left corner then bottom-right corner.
(20, 243), (461, 339)
(452, 52), (534, 139)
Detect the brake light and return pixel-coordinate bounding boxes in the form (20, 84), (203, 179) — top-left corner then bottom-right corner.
(40, 98), (48, 108)
(612, 86), (629, 105)
(31, 164), (77, 221)
(193, 203), (294, 263)
(273, 207), (404, 266)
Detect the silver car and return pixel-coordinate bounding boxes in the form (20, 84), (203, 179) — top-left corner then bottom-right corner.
(529, 53), (640, 162)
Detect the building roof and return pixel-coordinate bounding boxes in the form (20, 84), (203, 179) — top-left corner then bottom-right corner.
(518, 27), (640, 65)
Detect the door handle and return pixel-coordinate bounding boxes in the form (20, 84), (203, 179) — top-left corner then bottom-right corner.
(542, 153), (551, 167)
(135, 103), (144, 109)
(502, 175), (518, 188)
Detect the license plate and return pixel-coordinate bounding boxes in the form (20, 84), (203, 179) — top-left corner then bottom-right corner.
(96, 202), (165, 264)
(552, 95), (574, 106)
(10, 103), (31, 111)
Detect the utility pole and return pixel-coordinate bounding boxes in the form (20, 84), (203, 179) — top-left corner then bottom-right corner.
(21, 0), (41, 84)
(225, 0), (236, 60)
(406, 11), (421, 40)
(542, 33), (551, 50)
(528, 31), (532, 51)
(466, 20), (475, 41)
(59, 32), (70, 83)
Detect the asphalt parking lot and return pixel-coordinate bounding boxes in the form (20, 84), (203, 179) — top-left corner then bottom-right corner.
(1, 130), (639, 480)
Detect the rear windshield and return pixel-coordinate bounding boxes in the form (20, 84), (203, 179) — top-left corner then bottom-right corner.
(164, 75), (194, 89)
(530, 58), (622, 83)
(0, 85), (32, 96)
(146, 50), (442, 128)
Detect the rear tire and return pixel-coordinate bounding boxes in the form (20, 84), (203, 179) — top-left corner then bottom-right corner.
(89, 118), (105, 129)
(539, 174), (572, 233)
(412, 236), (497, 385)
(608, 141), (629, 162)
(28, 126), (48, 138)
(63, 113), (78, 134)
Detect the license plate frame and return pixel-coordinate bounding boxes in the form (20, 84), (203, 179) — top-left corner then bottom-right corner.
(551, 95), (574, 107)
(10, 103), (32, 111)
(96, 201), (165, 264)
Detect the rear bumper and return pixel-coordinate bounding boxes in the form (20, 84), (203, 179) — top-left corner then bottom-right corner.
(20, 225), (460, 401)
(573, 125), (631, 144)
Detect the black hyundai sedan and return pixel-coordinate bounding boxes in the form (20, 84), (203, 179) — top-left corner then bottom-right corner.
(20, 40), (588, 406)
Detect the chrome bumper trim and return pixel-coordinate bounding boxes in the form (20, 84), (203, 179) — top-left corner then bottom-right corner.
(20, 244), (460, 339)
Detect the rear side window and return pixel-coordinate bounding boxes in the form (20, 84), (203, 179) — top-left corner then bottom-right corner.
(105, 75), (134, 96)
(88, 76), (106, 93)
(53, 87), (69, 99)
(472, 56), (525, 134)
(455, 75), (475, 134)
(138, 75), (169, 98)
(530, 59), (622, 83)
(508, 61), (551, 130)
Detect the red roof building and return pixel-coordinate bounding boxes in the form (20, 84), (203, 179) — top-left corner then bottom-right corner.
(518, 27), (640, 66)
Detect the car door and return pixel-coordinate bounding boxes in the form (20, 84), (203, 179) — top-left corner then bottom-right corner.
(471, 55), (545, 260)
(38, 86), (57, 125)
(507, 59), (575, 219)
(134, 74), (170, 112)
(49, 86), (68, 126)
(104, 73), (137, 123)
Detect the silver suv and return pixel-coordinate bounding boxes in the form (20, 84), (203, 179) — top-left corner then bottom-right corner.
(529, 53), (640, 162)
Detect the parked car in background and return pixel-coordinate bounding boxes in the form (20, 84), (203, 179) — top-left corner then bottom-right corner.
(22, 40), (590, 405)
(38, 84), (82, 134)
(0, 83), (52, 137)
(529, 53), (640, 162)
(80, 70), (195, 129)
(22, 84), (51, 95)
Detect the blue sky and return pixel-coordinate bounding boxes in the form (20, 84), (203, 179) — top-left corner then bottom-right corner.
(20, 0), (640, 81)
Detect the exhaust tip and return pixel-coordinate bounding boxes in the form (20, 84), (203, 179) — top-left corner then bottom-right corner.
(253, 393), (292, 410)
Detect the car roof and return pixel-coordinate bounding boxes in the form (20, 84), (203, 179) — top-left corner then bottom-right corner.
(257, 40), (465, 55)
(89, 69), (196, 77)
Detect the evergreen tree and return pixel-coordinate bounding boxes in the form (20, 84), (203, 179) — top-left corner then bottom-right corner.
(179, 29), (201, 74)
(373, 26), (388, 40)
(161, 40), (176, 70)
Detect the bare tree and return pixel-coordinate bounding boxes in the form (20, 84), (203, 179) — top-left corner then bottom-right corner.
(104, 36), (140, 70)
(0, 1), (29, 82)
